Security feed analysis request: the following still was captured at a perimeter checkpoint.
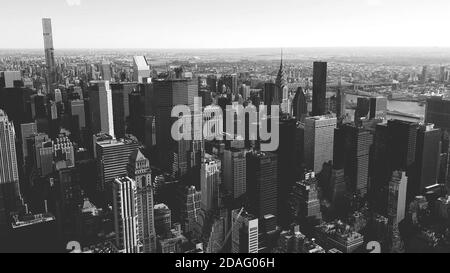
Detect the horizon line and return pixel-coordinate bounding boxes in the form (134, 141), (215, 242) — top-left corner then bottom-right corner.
(2, 46), (450, 51)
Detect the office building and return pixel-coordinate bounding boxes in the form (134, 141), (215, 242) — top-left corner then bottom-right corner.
(388, 171), (408, 226)
(292, 87), (307, 121)
(89, 80), (115, 138)
(224, 148), (246, 200)
(369, 97), (388, 120)
(112, 177), (140, 253)
(179, 186), (201, 235)
(0, 110), (20, 185)
(387, 120), (418, 172)
(246, 151), (278, 228)
(0, 110), (21, 228)
(304, 116), (336, 173)
(200, 156), (221, 212)
(1, 71), (21, 88)
(231, 209), (258, 253)
(154, 203), (172, 237)
(336, 79), (346, 119)
(127, 149), (156, 253)
(409, 124), (441, 197)
(153, 79), (198, 171)
(96, 135), (139, 193)
(290, 172), (322, 221)
(312, 62), (327, 116)
(111, 82), (138, 138)
(100, 62), (112, 81)
(277, 117), (297, 225)
(334, 123), (373, 195)
(425, 97), (450, 132)
(20, 122), (37, 166)
(70, 99), (86, 129)
(133, 56), (151, 83)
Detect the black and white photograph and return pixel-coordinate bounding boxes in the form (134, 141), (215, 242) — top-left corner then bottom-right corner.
(1, 0), (450, 266)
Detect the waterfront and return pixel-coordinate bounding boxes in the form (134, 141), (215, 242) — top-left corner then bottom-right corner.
(346, 94), (425, 118)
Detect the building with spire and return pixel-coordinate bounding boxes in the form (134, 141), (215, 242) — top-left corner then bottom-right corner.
(275, 50), (289, 114)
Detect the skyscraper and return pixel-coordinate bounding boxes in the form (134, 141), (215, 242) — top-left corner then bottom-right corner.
(179, 186), (201, 235)
(277, 117), (297, 225)
(292, 87), (307, 122)
(334, 123), (373, 196)
(246, 151), (278, 230)
(200, 156), (221, 212)
(20, 122), (37, 166)
(42, 18), (56, 91)
(275, 53), (289, 113)
(133, 56), (151, 83)
(96, 135), (139, 194)
(127, 149), (156, 253)
(224, 148), (246, 200)
(409, 124), (441, 197)
(153, 79), (198, 171)
(111, 82), (137, 138)
(89, 80), (115, 138)
(0, 110), (21, 225)
(388, 171), (407, 227)
(0, 110), (20, 185)
(304, 116), (336, 173)
(425, 97), (450, 132)
(369, 97), (388, 120)
(112, 177), (140, 253)
(312, 62), (327, 116)
(70, 99), (86, 129)
(231, 208), (259, 253)
(387, 120), (418, 172)
(290, 172), (322, 221)
(336, 80), (346, 119)
(100, 61), (112, 81)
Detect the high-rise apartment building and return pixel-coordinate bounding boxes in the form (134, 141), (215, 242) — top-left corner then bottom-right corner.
(42, 18), (56, 90)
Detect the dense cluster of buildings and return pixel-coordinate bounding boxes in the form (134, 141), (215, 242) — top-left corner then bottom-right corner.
(0, 18), (450, 253)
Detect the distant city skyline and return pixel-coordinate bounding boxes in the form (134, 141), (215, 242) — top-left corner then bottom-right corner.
(1, 0), (450, 49)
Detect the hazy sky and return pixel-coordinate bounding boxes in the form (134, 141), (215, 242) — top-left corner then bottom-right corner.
(1, 0), (450, 49)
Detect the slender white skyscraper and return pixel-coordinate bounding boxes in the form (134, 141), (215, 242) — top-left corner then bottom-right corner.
(112, 177), (140, 253)
(42, 18), (56, 90)
(89, 80), (115, 138)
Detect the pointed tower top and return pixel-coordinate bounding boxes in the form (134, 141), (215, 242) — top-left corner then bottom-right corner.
(275, 48), (286, 88)
(129, 148), (147, 164)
